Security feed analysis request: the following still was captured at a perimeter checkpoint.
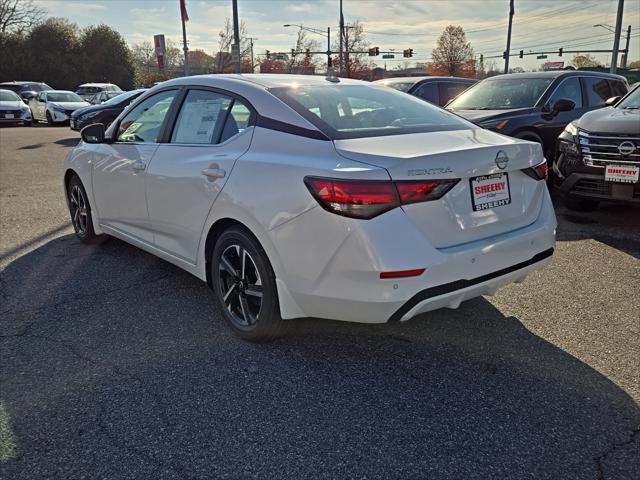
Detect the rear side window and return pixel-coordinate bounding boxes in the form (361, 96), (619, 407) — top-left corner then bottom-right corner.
(413, 83), (438, 104)
(438, 82), (471, 106)
(583, 77), (613, 106)
(171, 90), (232, 144)
(609, 80), (627, 98)
(220, 101), (251, 143)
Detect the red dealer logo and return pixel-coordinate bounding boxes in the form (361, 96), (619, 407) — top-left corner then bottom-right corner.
(475, 181), (506, 195)
(609, 168), (636, 175)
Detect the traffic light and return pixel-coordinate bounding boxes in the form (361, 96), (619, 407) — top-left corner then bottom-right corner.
(519, 50), (523, 58)
(502, 51), (507, 59)
(265, 50), (270, 60)
(403, 48), (413, 58)
(368, 46), (379, 56)
(558, 48), (563, 57)
(327, 57), (332, 67)
(479, 54), (484, 63)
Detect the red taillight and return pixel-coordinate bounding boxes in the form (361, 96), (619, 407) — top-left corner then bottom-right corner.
(395, 179), (460, 205)
(380, 268), (426, 279)
(522, 159), (548, 181)
(304, 176), (459, 219)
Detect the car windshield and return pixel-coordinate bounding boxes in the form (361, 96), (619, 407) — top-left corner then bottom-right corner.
(617, 86), (640, 109)
(77, 87), (102, 94)
(48, 92), (83, 102)
(448, 77), (554, 110)
(0, 90), (21, 101)
(270, 84), (472, 139)
(28, 84), (52, 92)
(377, 81), (415, 93)
(103, 89), (144, 106)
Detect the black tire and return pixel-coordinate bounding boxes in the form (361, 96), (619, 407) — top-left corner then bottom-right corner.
(563, 196), (599, 212)
(211, 226), (285, 342)
(67, 175), (106, 244)
(46, 111), (54, 126)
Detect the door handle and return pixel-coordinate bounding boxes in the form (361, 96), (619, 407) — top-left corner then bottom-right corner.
(132, 161), (146, 171)
(201, 168), (226, 179)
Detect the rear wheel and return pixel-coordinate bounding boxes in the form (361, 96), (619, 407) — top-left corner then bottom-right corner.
(563, 196), (599, 212)
(67, 175), (106, 244)
(211, 226), (285, 342)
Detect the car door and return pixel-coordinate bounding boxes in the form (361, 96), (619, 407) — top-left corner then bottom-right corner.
(91, 89), (179, 244)
(537, 76), (589, 147)
(145, 88), (254, 263)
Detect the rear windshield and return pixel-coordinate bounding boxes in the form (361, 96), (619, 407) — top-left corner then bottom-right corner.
(270, 84), (472, 139)
(48, 92), (83, 102)
(448, 77), (554, 110)
(77, 87), (102, 94)
(0, 90), (21, 101)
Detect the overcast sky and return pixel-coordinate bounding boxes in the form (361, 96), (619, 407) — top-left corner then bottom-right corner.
(34, 0), (640, 70)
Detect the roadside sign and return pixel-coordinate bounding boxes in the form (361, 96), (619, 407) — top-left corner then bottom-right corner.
(154, 34), (166, 69)
(543, 61), (565, 70)
(536, 54), (548, 59)
(382, 54), (395, 59)
(231, 43), (240, 63)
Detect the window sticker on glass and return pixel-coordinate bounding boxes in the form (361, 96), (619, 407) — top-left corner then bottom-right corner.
(173, 98), (226, 144)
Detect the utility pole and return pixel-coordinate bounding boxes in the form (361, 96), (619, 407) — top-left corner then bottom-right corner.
(247, 37), (257, 72)
(232, 0), (241, 74)
(622, 25), (631, 68)
(339, 0), (344, 75)
(180, 0), (189, 76)
(345, 25), (350, 77)
(504, 0), (514, 74)
(327, 26), (331, 72)
(610, 0), (624, 74)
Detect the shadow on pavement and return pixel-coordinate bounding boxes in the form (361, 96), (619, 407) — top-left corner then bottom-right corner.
(0, 234), (638, 479)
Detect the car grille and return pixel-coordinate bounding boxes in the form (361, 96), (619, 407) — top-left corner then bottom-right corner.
(578, 130), (640, 168)
(0, 109), (19, 115)
(572, 178), (640, 198)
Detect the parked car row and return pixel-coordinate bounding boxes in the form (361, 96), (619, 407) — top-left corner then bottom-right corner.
(377, 70), (636, 211)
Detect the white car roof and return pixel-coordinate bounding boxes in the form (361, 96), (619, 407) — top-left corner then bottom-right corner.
(45, 90), (76, 94)
(77, 83), (116, 87)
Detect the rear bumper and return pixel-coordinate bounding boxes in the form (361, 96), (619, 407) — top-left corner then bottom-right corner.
(275, 190), (556, 323)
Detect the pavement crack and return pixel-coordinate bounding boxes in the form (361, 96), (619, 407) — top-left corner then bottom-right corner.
(594, 426), (640, 480)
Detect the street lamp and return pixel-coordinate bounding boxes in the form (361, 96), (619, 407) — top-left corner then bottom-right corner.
(283, 24), (332, 71)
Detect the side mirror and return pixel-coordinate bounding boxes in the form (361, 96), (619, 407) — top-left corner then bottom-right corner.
(553, 99), (575, 113)
(81, 123), (106, 144)
(605, 96), (621, 106)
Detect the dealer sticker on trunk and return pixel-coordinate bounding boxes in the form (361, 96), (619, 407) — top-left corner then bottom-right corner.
(604, 165), (639, 183)
(470, 173), (511, 211)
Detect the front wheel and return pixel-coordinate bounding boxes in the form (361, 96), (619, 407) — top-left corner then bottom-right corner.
(211, 226), (285, 342)
(67, 175), (106, 244)
(46, 110), (54, 126)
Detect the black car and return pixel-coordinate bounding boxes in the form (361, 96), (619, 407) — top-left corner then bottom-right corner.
(70, 89), (146, 131)
(0, 81), (53, 103)
(374, 76), (476, 106)
(554, 84), (639, 210)
(447, 71), (628, 163)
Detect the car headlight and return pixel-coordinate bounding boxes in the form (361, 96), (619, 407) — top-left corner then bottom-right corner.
(478, 119), (509, 130)
(563, 122), (578, 136)
(80, 111), (100, 121)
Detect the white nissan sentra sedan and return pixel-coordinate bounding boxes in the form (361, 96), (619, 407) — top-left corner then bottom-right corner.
(63, 74), (556, 341)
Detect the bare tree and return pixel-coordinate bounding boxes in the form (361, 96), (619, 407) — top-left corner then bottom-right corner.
(0, 0), (45, 34)
(332, 21), (370, 77)
(287, 29), (320, 73)
(214, 17), (250, 73)
(571, 54), (601, 69)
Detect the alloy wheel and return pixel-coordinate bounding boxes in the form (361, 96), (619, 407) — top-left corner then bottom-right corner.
(217, 244), (264, 327)
(69, 184), (88, 235)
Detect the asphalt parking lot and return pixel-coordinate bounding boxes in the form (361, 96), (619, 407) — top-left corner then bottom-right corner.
(1, 126), (639, 480)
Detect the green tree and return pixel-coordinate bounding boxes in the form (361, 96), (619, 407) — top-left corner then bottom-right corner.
(571, 54), (601, 69)
(27, 18), (80, 89)
(0, 31), (28, 81)
(627, 59), (640, 69)
(80, 24), (135, 89)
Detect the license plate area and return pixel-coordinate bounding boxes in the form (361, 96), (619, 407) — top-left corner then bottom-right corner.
(5, 114), (15, 119)
(605, 164), (639, 183)
(470, 173), (511, 211)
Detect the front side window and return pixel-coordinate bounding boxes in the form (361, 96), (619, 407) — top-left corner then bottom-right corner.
(171, 90), (232, 144)
(448, 77), (554, 110)
(610, 80), (627, 98)
(546, 77), (582, 108)
(583, 77), (613, 106)
(117, 90), (177, 143)
(414, 83), (438, 104)
(270, 84), (471, 139)
(439, 82), (471, 105)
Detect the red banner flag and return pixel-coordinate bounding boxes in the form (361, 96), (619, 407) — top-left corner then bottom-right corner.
(180, 0), (189, 22)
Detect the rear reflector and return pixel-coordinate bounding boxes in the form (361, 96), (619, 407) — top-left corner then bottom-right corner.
(304, 176), (459, 219)
(380, 268), (426, 279)
(522, 159), (548, 181)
